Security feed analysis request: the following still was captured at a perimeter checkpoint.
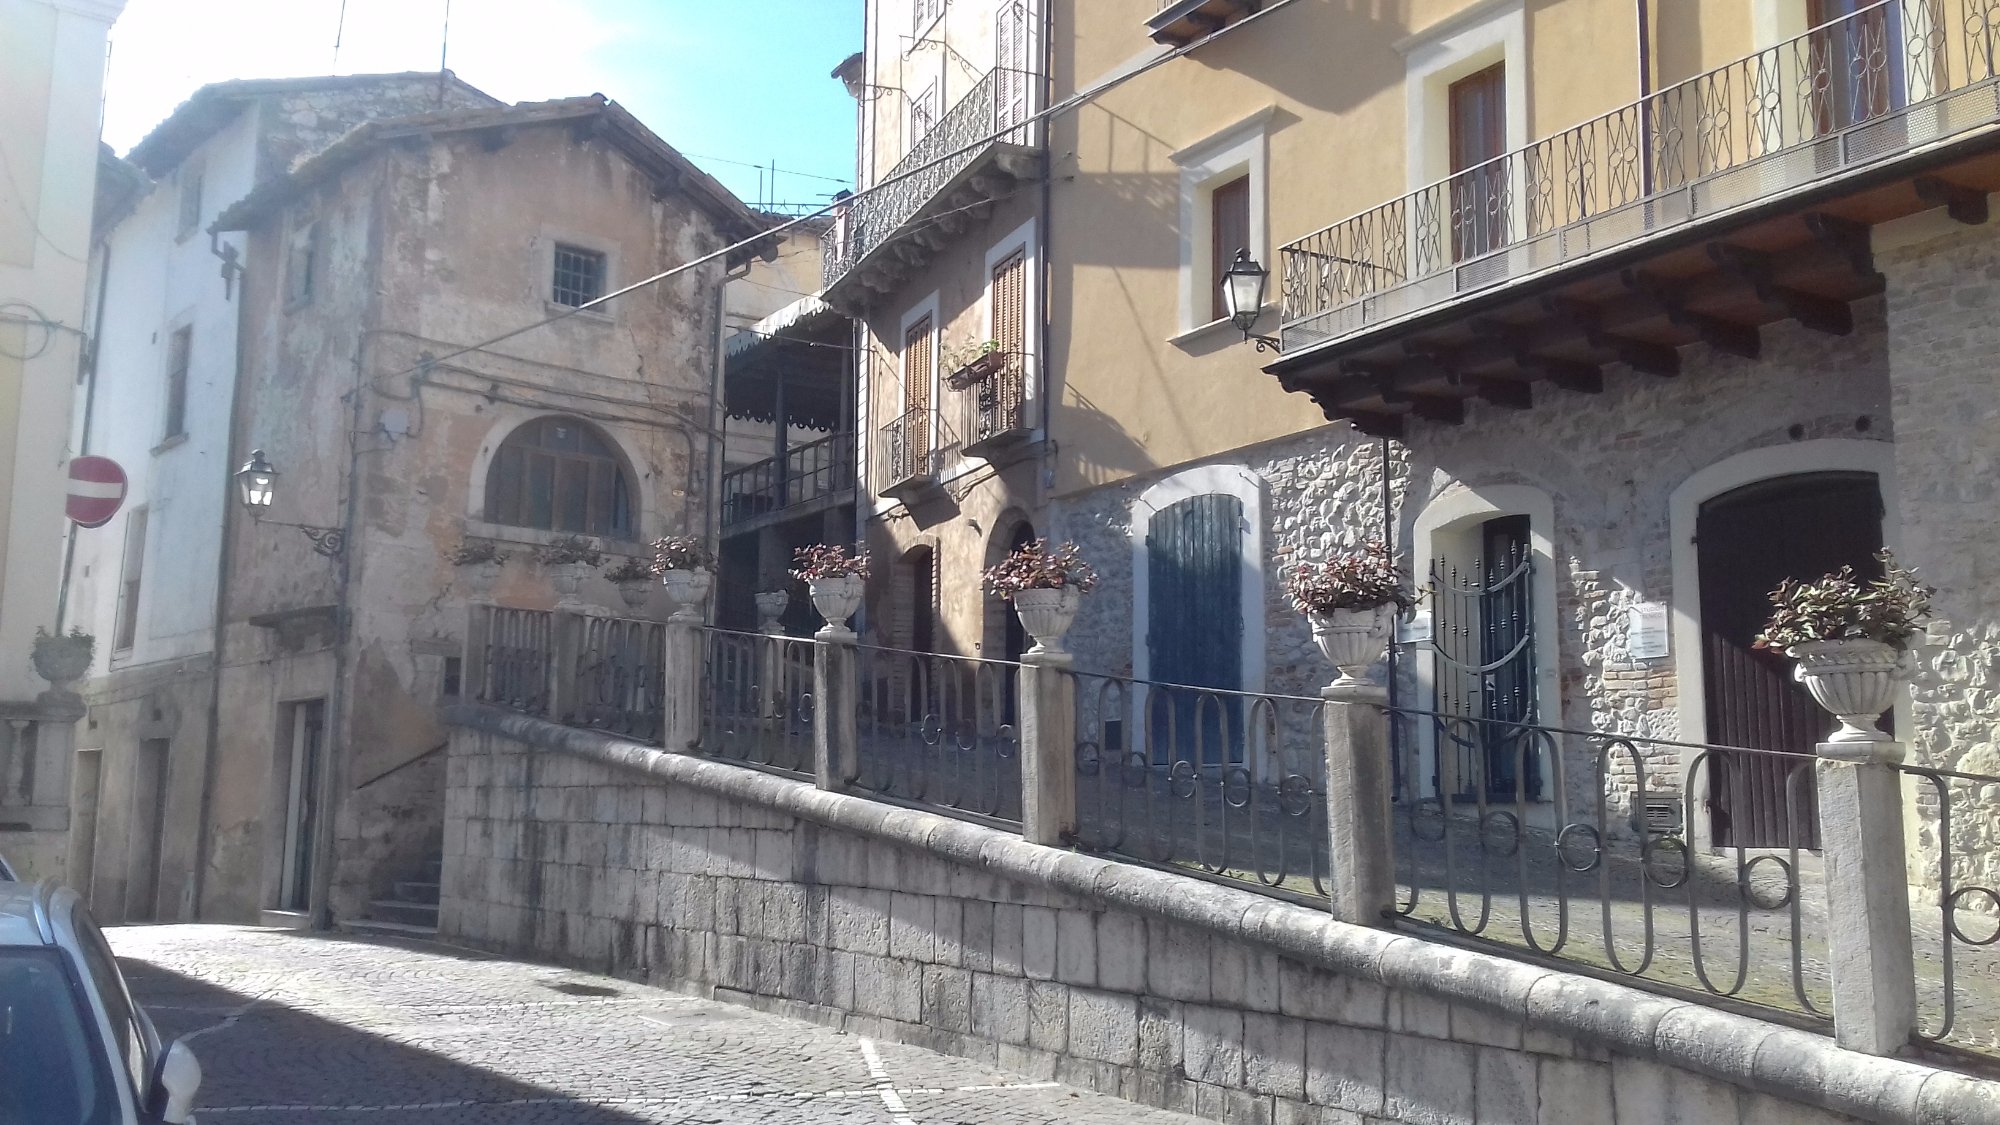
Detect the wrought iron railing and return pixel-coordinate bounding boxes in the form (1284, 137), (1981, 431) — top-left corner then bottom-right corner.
(1894, 760), (2000, 1056)
(1072, 672), (1331, 902)
(1389, 707), (1834, 1024)
(950, 351), (1034, 450)
(721, 432), (856, 531)
(879, 407), (935, 487)
(563, 615), (664, 740)
(822, 67), (1039, 288)
(699, 628), (816, 778)
(1279, 0), (1992, 350)
(853, 643), (1022, 826)
(473, 606), (553, 714)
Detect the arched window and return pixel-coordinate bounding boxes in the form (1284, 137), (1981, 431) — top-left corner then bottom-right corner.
(485, 416), (633, 538)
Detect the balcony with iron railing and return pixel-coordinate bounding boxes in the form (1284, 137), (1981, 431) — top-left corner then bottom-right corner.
(720, 431), (856, 533)
(1266, 0), (2000, 433)
(821, 66), (1041, 311)
(945, 348), (1036, 459)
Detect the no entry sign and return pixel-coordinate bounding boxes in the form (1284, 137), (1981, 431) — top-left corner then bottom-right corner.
(66, 456), (127, 528)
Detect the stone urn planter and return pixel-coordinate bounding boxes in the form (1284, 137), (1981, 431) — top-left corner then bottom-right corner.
(32, 631), (93, 694)
(1311, 605), (1395, 689)
(549, 562), (593, 603)
(1010, 586), (1082, 656)
(755, 590), (790, 632)
(460, 558), (504, 596)
(616, 580), (651, 611)
(810, 574), (866, 636)
(659, 568), (714, 623)
(1789, 638), (1913, 743)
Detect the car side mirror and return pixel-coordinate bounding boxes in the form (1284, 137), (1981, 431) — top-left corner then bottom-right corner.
(147, 1037), (202, 1124)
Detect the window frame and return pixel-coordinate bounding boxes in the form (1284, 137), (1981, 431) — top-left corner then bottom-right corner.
(550, 242), (609, 310)
(909, 80), (941, 147)
(1171, 108), (1273, 338)
(1207, 174), (1252, 323)
(175, 161), (204, 242)
(912, 0), (944, 39)
(162, 326), (191, 443)
(482, 416), (635, 539)
(285, 218), (319, 309)
(113, 506), (148, 653)
(897, 293), (941, 472)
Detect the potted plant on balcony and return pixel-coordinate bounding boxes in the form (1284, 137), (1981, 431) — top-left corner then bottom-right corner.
(982, 538), (1098, 657)
(1755, 549), (1932, 744)
(535, 535), (602, 602)
(649, 535), (713, 622)
(792, 544), (869, 637)
(943, 338), (1006, 389)
(1287, 540), (1412, 689)
(447, 537), (508, 595)
(604, 557), (656, 610)
(32, 626), (94, 696)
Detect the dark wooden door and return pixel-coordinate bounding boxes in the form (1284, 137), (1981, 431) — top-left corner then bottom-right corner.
(1147, 494), (1243, 765)
(1697, 472), (1883, 849)
(1449, 62), (1508, 261)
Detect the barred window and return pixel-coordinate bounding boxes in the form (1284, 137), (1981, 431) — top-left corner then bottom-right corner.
(485, 416), (633, 537)
(551, 244), (607, 308)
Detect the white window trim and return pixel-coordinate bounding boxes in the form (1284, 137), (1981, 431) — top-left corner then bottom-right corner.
(541, 228), (619, 322)
(1408, 482), (1563, 823)
(1172, 107), (1274, 337)
(1665, 439), (1903, 850)
(1400, 0), (1527, 196)
(899, 292), (942, 469)
(1130, 464), (1269, 737)
(982, 215), (1039, 404)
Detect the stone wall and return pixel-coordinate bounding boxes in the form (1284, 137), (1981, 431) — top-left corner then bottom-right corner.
(440, 705), (2000, 1125)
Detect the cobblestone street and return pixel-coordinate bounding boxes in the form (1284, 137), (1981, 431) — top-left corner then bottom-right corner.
(108, 926), (1207, 1125)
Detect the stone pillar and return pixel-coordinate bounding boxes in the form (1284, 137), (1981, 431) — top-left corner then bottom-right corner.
(548, 609), (586, 722)
(463, 604), (491, 701)
(662, 620), (704, 754)
(1322, 682), (1395, 927)
(1019, 652), (1077, 847)
(67, 747), (101, 900)
(813, 633), (858, 791)
(1816, 739), (1917, 1055)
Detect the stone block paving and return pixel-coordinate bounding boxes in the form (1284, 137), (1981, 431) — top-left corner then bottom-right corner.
(109, 925), (1208, 1125)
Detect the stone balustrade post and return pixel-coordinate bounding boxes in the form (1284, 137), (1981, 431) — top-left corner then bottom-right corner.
(661, 619), (705, 754)
(1816, 738), (1918, 1055)
(548, 609), (586, 722)
(813, 632), (859, 791)
(462, 604), (492, 701)
(1018, 652), (1077, 848)
(1322, 682), (1395, 927)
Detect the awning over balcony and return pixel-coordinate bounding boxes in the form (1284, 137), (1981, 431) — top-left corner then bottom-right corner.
(724, 297), (850, 432)
(1264, 0), (2000, 435)
(1147, 0), (1261, 46)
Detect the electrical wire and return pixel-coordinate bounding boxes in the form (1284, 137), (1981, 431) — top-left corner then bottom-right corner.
(356, 0), (1301, 390)
(682, 152), (853, 186)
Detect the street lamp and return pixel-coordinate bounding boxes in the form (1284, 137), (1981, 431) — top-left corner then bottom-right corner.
(235, 448), (344, 558)
(1221, 248), (1280, 353)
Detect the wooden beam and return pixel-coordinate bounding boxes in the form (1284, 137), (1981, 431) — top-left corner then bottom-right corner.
(1408, 396), (1467, 424)
(1341, 410), (1406, 439)
(1707, 243), (1854, 336)
(1475, 380), (1532, 410)
(1517, 352), (1604, 393)
(1621, 270), (1760, 359)
(1544, 296), (1681, 375)
(1802, 212), (1884, 288)
(1914, 177), (1989, 226)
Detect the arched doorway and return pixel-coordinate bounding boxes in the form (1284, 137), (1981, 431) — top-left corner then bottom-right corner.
(1695, 471), (1884, 848)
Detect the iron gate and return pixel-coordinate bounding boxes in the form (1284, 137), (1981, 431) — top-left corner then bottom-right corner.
(1428, 516), (1541, 802)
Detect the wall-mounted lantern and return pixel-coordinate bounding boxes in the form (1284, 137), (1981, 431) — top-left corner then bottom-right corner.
(236, 448), (344, 558)
(1221, 248), (1280, 353)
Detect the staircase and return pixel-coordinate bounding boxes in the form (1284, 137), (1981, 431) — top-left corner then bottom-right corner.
(344, 855), (441, 939)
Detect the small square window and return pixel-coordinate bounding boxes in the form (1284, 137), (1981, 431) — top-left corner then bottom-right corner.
(163, 327), (191, 440)
(286, 221), (318, 307)
(552, 244), (607, 308)
(176, 165), (203, 240)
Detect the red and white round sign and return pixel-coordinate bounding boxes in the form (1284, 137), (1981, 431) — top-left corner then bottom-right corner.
(66, 456), (128, 529)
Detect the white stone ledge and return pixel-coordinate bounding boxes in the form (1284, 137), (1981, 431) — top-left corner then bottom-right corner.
(444, 704), (2000, 1125)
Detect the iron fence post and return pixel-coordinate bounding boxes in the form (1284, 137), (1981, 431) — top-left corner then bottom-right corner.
(813, 634), (858, 790)
(1019, 652), (1076, 848)
(1322, 682), (1395, 926)
(662, 621), (704, 753)
(1815, 738), (1917, 1055)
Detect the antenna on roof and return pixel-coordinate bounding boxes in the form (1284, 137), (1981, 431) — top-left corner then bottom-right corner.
(435, 0), (453, 107)
(332, 0), (348, 69)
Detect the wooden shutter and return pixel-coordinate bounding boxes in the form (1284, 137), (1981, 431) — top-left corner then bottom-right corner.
(990, 248), (1028, 428)
(1209, 177), (1251, 322)
(1448, 63), (1507, 260)
(903, 315), (934, 468)
(995, 1), (1029, 136)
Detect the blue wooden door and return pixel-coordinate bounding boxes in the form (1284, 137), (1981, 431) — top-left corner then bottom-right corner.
(1147, 494), (1244, 765)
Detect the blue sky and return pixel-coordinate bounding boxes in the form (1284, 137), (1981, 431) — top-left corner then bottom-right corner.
(102, 0), (861, 213)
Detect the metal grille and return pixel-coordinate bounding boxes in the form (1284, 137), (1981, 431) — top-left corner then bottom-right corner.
(476, 606), (552, 714)
(551, 244), (606, 308)
(1427, 518), (1540, 802)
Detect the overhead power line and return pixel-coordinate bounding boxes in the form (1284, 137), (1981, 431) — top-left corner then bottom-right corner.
(368, 0), (1302, 386)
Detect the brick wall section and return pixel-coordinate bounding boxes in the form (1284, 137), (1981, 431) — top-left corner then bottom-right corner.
(440, 705), (1998, 1125)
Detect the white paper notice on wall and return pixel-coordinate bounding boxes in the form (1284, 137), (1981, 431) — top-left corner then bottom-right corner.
(1628, 603), (1670, 661)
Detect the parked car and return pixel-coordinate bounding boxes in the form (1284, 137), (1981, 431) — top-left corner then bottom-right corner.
(0, 880), (200, 1124)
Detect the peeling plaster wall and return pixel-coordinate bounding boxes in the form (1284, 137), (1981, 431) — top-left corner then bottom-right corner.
(207, 122), (738, 921)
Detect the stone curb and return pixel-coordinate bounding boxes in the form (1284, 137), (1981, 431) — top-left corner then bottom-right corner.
(445, 705), (2000, 1125)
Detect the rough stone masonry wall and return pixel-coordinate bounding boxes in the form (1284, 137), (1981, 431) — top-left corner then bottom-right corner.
(439, 705), (2000, 1125)
(1052, 309), (1892, 814)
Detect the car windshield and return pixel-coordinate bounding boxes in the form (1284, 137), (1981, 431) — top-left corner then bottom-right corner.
(0, 948), (120, 1125)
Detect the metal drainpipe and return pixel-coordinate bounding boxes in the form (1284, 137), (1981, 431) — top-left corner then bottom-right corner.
(1636, 0), (1654, 186)
(1035, 0), (1055, 511)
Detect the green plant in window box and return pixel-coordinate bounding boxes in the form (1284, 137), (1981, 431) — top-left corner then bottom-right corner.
(943, 338), (1006, 389)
